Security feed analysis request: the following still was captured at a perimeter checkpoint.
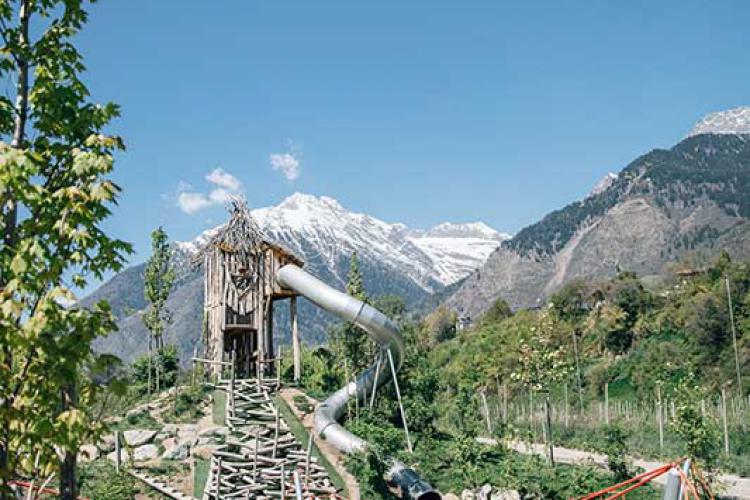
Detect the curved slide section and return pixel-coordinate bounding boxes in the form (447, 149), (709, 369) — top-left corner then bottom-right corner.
(276, 264), (440, 500)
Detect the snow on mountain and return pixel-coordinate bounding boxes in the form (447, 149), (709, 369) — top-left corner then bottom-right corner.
(177, 193), (506, 289)
(688, 106), (750, 137)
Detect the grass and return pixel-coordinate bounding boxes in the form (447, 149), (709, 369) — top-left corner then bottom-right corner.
(110, 410), (161, 431)
(273, 395), (347, 494)
(212, 389), (226, 425)
(193, 458), (210, 498)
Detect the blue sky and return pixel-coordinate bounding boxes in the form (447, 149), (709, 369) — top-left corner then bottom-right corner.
(77, 1), (749, 264)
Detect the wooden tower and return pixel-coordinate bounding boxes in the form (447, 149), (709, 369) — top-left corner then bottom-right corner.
(200, 201), (303, 379)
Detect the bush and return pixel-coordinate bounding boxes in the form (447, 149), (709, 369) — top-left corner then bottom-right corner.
(131, 344), (179, 395)
(79, 461), (139, 500)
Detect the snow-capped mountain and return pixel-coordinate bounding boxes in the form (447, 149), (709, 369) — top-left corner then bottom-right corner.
(87, 193), (507, 364)
(178, 192), (507, 289)
(688, 106), (750, 137)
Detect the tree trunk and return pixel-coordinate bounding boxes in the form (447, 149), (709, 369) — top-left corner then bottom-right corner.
(571, 329), (584, 412)
(147, 336), (152, 398)
(59, 381), (78, 500)
(0, 2), (31, 496)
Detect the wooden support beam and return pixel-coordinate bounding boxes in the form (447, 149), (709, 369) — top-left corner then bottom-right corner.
(290, 296), (300, 384)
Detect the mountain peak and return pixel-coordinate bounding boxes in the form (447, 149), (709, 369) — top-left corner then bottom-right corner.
(422, 221), (509, 241)
(688, 106), (750, 137)
(278, 192), (344, 212)
(178, 192), (508, 287)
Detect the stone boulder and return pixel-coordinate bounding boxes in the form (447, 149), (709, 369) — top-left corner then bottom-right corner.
(198, 425), (228, 437)
(192, 444), (221, 460)
(443, 494), (460, 500)
(123, 429), (157, 447)
(132, 444), (159, 461)
(78, 444), (99, 462)
(161, 440), (190, 460)
(98, 434), (115, 453)
(106, 449), (130, 463)
(461, 490), (475, 500)
(478, 484), (492, 500)
(491, 490), (521, 500)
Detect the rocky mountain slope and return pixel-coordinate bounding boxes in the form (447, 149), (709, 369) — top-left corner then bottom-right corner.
(447, 108), (750, 319)
(86, 194), (507, 364)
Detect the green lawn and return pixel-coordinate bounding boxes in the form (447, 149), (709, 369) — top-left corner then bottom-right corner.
(212, 389), (226, 425)
(273, 395), (347, 494)
(193, 458), (210, 498)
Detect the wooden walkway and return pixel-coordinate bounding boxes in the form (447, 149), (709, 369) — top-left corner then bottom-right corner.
(202, 378), (339, 499)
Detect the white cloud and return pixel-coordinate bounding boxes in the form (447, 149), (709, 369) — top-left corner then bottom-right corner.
(270, 153), (301, 181)
(177, 191), (213, 214)
(206, 168), (242, 191)
(177, 168), (244, 214)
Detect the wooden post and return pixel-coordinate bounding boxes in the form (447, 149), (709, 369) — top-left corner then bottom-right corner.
(725, 277), (743, 396)
(253, 428), (259, 480)
(722, 387), (730, 456)
(291, 296), (301, 384)
(230, 348), (237, 419)
(657, 385), (664, 453)
(305, 433), (313, 483)
(572, 329), (584, 412)
(215, 456), (222, 499)
(114, 431), (121, 473)
(604, 383), (609, 425)
(564, 383), (569, 427)
(503, 383), (509, 425)
(481, 391), (492, 434)
(545, 391), (554, 465)
(192, 346), (198, 386)
(280, 461), (286, 500)
(277, 345), (282, 390)
(387, 348), (413, 453)
(273, 407), (280, 458)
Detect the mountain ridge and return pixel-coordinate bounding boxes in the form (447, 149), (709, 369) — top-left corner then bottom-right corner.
(87, 193), (507, 364)
(446, 130), (750, 319)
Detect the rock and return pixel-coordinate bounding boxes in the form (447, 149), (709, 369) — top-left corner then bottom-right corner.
(443, 494), (460, 500)
(132, 444), (159, 461)
(478, 484), (492, 500)
(106, 449), (130, 463)
(78, 444), (99, 462)
(98, 434), (115, 453)
(461, 490), (475, 500)
(161, 440), (190, 460)
(123, 429), (157, 447)
(491, 490), (521, 500)
(160, 423), (179, 435)
(192, 444), (221, 460)
(198, 425), (227, 437)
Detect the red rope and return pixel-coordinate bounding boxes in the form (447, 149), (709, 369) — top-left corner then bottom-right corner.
(9, 480), (90, 499)
(577, 461), (678, 500)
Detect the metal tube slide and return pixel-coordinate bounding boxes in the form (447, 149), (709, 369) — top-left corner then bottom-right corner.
(276, 264), (440, 500)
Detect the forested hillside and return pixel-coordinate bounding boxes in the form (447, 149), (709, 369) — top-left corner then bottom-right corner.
(448, 133), (750, 318)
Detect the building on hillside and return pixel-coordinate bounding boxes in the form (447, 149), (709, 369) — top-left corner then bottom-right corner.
(198, 200), (303, 379)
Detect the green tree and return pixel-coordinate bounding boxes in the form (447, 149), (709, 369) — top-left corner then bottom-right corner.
(671, 376), (720, 471)
(331, 252), (373, 374)
(480, 297), (512, 325)
(423, 305), (457, 344)
(142, 226), (175, 394)
(0, 1), (131, 497)
(512, 308), (571, 464)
